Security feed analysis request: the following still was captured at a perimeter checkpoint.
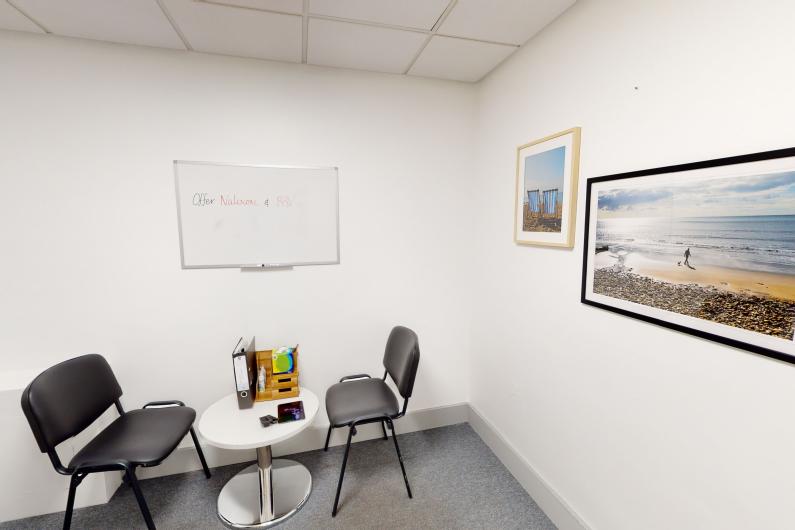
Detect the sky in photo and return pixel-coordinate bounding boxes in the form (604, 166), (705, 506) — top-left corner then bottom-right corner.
(597, 170), (795, 218)
(524, 146), (565, 195)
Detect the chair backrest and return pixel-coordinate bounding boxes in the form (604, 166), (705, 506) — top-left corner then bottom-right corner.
(21, 354), (123, 453)
(382, 326), (420, 399)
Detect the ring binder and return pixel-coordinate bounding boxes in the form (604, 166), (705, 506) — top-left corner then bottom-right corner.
(231, 338), (256, 409)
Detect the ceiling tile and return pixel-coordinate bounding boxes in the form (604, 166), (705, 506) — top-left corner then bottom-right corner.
(201, 0), (303, 15)
(439, 0), (575, 45)
(309, 0), (449, 30)
(162, 0), (301, 62)
(308, 18), (426, 74)
(409, 35), (516, 83)
(0, 1), (43, 33)
(12, 0), (185, 48)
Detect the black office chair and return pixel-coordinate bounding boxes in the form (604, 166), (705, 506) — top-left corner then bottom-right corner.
(324, 325), (420, 516)
(20, 354), (211, 530)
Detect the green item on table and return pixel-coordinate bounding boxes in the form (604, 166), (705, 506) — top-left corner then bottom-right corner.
(272, 347), (294, 374)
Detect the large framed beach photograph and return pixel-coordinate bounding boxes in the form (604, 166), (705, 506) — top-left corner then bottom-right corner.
(581, 147), (795, 364)
(514, 127), (581, 248)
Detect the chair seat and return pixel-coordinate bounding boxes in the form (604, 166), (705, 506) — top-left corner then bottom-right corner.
(326, 378), (399, 426)
(69, 407), (196, 469)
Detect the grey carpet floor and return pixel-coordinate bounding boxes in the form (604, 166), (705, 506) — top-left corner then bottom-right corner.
(1, 423), (556, 530)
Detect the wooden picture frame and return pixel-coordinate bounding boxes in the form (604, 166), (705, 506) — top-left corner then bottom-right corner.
(514, 127), (581, 248)
(581, 146), (795, 365)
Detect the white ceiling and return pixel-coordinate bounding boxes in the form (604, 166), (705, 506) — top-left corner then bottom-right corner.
(1, 0), (576, 83)
(409, 36), (516, 83)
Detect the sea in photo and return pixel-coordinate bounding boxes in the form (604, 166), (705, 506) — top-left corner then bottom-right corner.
(523, 146), (565, 233)
(592, 170), (795, 339)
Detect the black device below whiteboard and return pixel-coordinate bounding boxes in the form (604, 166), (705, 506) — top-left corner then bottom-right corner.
(174, 160), (339, 269)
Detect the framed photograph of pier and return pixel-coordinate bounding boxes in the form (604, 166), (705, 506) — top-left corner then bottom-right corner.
(514, 127), (581, 248)
(581, 147), (795, 365)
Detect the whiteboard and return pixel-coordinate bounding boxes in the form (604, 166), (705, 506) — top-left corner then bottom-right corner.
(174, 161), (339, 269)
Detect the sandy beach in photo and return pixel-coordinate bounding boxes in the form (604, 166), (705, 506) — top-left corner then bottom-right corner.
(523, 203), (561, 232)
(593, 248), (795, 339)
(594, 250), (795, 301)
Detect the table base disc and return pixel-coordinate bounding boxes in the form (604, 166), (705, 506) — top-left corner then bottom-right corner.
(217, 459), (312, 529)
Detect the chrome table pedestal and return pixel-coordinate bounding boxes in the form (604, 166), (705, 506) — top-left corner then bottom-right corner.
(217, 446), (312, 529)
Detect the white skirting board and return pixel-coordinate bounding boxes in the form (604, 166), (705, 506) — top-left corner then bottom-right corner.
(10, 401), (589, 530)
(139, 402), (590, 530)
(467, 405), (591, 530)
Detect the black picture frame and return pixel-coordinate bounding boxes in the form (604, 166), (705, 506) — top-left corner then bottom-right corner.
(581, 146), (795, 366)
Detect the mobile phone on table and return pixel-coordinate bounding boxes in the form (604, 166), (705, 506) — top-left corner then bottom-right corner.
(277, 401), (305, 423)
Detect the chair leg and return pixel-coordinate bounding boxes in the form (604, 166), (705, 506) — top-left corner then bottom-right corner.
(63, 473), (81, 530)
(324, 425), (333, 451)
(387, 419), (412, 499)
(126, 468), (156, 530)
(332, 427), (354, 517)
(380, 420), (388, 440)
(189, 427), (211, 479)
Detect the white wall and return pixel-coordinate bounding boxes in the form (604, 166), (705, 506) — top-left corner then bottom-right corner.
(473, 1), (795, 529)
(0, 30), (474, 470)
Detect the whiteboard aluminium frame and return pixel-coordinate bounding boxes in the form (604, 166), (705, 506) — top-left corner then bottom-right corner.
(173, 160), (340, 270)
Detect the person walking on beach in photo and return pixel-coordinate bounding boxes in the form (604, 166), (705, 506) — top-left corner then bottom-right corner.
(684, 247), (691, 266)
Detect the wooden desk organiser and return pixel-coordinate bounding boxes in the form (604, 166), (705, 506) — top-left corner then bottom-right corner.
(255, 348), (300, 401)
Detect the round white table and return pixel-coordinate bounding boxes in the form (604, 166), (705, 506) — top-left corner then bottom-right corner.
(199, 388), (319, 529)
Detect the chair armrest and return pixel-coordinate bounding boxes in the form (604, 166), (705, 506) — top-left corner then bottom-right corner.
(339, 374), (371, 383)
(143, 400), (185, 408)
